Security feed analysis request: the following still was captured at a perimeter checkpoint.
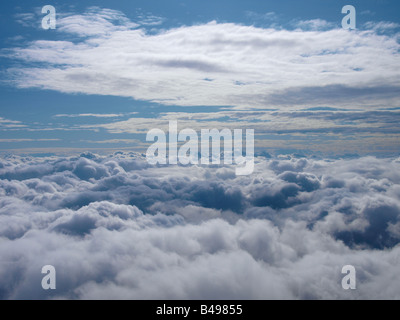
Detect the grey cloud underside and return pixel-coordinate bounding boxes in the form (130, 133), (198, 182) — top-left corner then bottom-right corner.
(154, 59), (229, 73)
(1, 153), (400, 299)
(265, 84), (400, 106)
(226, 85), (400, 111)
(278, 110), (400, 122)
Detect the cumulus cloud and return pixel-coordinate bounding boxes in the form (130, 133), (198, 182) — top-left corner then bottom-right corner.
(5, 7), (400, 109)
(1, 153), (400, 299)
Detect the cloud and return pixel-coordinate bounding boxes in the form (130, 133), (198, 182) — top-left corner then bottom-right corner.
(1, 153), (400, 299)
(71, 108), (400, 156)
(80, 110), (400, 135)
(14, 12), (37, 28)
(245, 11), (278, 22)
(57, 7), (139, 37)
(0, 117), (26, 130)
(364, 21), (400, 32)
(5, 8), (400, 109)
(80, 139), (143, 145)
(54, 113), (136, 118)
(293, 19), (334, 31)
(135, 11), (165, 26)
(245, 11), (280, 29)
(0, 139), (60, 143)
(265, 84), (400, 108)
(2, 6), (400, 299)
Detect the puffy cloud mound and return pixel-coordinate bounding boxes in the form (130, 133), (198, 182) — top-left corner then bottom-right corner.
(1, 153), (400, 299)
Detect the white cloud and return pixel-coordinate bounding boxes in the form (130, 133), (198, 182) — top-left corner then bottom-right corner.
(80, 139), (143, 145)
(0, 117), (23, 125)
(135, 11), (165, 26)
(0, 154), (400, 299)
(6, 8), (400, 109)
(74, 110), (400, 155)
(14, 12), (37, 28)
(0, 139), (60, 142)
(54, 113), (137, 118)
(364, 21), (400, 31)
(0, 117), (27, 130)
(294, 19), (334, 31)
(57, 7), (139, 37)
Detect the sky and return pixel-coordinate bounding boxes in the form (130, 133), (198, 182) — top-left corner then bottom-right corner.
(0, 0), (399, 157)
(1, 1), (400, 301)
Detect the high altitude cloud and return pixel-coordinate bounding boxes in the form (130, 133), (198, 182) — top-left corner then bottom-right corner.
(1, 153), (400, 299)
(0, 117), (26, 130)
(75, 109), (400, 156)
(6, 7), (400, 109)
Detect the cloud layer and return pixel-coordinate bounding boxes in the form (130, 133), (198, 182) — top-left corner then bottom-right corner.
(6, 7), (400, 109)
(1, 153), (400, 299)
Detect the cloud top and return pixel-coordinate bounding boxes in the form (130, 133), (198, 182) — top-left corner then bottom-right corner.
(1, 153), (400, 299)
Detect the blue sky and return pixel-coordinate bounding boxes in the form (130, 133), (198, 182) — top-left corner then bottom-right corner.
(0, 0), (400, 156)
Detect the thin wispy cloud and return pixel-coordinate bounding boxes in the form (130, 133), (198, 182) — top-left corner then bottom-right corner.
(0, 139), (60, 142)
(80, 139), (143, 144)
(54, 113), (137, 118)
(14, 12), (37, 28)
(57, 7), (139, 37)
(0, 117), (27, 130)
(364, 21), (400, 31)
(293, 19), (335, 31)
